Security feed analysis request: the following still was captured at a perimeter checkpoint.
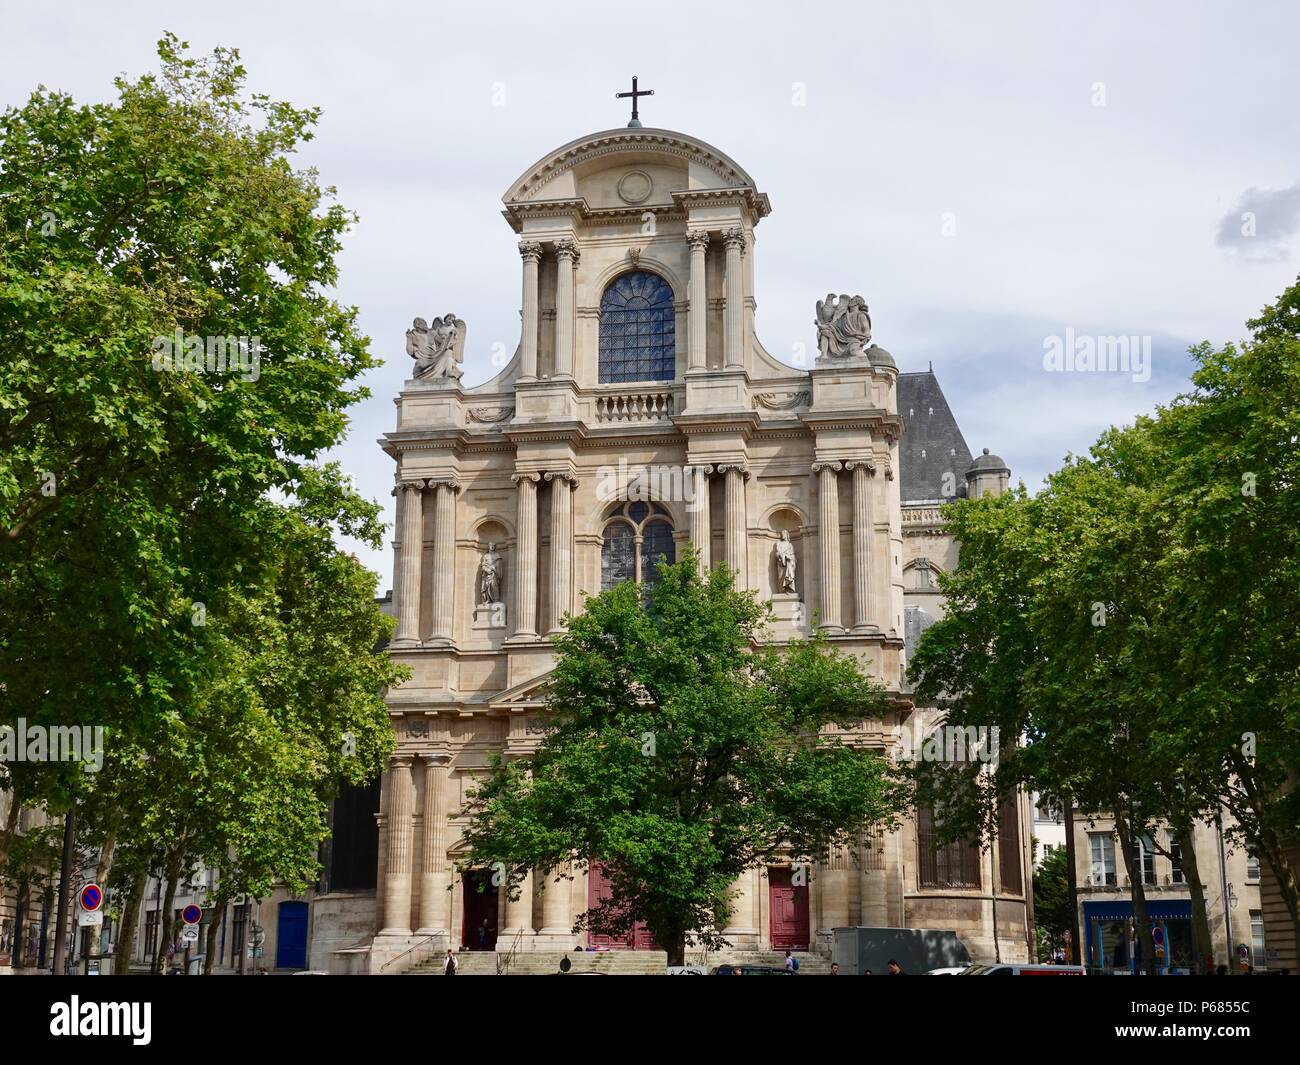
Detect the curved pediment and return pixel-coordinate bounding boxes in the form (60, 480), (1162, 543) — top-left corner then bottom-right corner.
(502, 127), (761, 207)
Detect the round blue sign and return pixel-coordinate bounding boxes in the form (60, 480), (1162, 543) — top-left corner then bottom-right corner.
(79, 883), (103, 911)
(182, 904), (203, 925)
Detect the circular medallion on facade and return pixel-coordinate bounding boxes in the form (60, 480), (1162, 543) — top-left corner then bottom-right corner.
(617, 169), (653, 205)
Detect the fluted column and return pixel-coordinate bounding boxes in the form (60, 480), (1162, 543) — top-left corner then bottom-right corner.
(544, 471), (576, 634)
(554, 238), (578, 378)
(502, 868), (535, 939)
(719, 463), (749, 589)
(512, 472), (540, 638)
(379, 756), (415, 935)
(539, 861), (572, 941)
(814, 461), (843, 631)
(687, 230), (710, 371)
(393, 480), (426, 647)
(875, 458), (893, 632)
(723, 868), (758, 940)
(722, 227), (746, 370)
(847, 460), (873, 633)
(519, 241), (542, 379)
(687, 464), (713, 573)
(859, 827), (888, 926)
(820, 847), (851, 929)
(417, 753), (451, 935)
(428, 478), (460, 643)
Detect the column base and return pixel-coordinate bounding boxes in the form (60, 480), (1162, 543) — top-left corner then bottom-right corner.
(503, 632), (541, 646)
(818, 623), (846, 636)
(376, 926), (413, 938)
(390, 638), (422, 650)
(850, 623), (881, 635)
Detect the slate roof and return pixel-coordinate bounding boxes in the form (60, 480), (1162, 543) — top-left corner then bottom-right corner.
(897, 371), (975, 503)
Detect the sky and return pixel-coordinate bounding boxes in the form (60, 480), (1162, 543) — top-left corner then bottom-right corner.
(4, 0), (1299, 589)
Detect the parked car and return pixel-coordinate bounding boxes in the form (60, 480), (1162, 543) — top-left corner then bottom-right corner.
(709, 964), (792, 975)
(958, 963), (1086, 975)
(926, 966), (969, 976)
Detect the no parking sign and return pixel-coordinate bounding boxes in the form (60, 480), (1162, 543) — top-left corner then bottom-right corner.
(79, 883), (103, 912)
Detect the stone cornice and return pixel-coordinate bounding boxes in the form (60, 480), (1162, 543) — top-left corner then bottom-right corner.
(800, 410), (905, 442)
(673, 187), (771, 219)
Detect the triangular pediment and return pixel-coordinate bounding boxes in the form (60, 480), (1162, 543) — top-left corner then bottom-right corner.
(487, 668), (555, 711)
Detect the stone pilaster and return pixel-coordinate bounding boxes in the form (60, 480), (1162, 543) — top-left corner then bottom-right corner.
(686, 464), (713, 573)
(859, 827), (888, 927)
(719, 463), (749, 589)
(687, 229), (710, 371)
(544, 471), (577, 634)
(393, 480), (425, 647)
(416, 752), (452, 935)
(813, 461), (843, 631)
(722, 227), (746, 370)
(519, 241), (542, 379)
(379, 756), (415, 935)
(820, 847), (851, 929)
(554, 239), (579, 378)
(511, 472), (540, 639)
(846, 460), (874, 633)
(428, 478), (460, 644)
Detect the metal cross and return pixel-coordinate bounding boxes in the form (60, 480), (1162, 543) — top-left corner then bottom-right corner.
(615, 76), (654, 127)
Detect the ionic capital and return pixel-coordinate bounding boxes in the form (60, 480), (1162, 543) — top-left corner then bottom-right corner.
(426, 475), (462, 493)
(843, 459), (876, 475)
(544, 470), (580, 488)
(511, 471), (542, 486)
(396, 479), (426, 495)
(811, 460), (844, 476)
(716, 462), (750, 479)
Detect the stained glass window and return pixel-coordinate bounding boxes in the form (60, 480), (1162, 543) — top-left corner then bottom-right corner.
(598, 271), (675, 383)
(640, 521), (676, 586)
(601, 522), (636, 590)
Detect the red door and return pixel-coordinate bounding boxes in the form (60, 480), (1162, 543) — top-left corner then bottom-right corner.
(768, 867), (809, 950)
(587, 863), (657, 950)
(462, 870), (499, 950)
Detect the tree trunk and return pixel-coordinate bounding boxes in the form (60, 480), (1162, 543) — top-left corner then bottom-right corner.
(203, 907), (221, 975)
(1113, 806), (1157, 975)
(1177, 825), (1214, 974)
(114, 868), (147, 975)
(153, 850), (183, 975)
(664, 931), (686, 968)
(95, 832), (116, 885)
(0, 784), (21, 902)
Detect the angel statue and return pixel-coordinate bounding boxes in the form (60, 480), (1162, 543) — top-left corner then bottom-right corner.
(406, 313), (466, 380)
(479, 542), (502, 606)
(815, 294), (873, 361)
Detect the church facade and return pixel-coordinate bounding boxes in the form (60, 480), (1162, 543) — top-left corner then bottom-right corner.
(355, 122), (1032, 972)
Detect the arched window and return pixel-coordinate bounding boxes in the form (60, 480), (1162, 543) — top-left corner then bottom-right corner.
(600, 501), (676, 591)
(598, 271), (675, 384)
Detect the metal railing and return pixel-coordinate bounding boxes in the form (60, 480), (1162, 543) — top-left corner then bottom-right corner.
(378, 933), (444, 975)
(495, 929), (525, 975)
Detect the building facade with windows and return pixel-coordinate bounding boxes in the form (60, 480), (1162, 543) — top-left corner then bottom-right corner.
(1071, 812), (1266, 973)
(313, 122), (1032, 972)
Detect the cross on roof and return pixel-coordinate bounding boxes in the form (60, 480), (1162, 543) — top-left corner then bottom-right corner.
(615, 76), (654, 128)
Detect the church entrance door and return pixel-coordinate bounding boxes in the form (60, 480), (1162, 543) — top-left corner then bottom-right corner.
(461, 871), (498, 951)
(768, 867), (810, 950)
(587, 862), (657, 950)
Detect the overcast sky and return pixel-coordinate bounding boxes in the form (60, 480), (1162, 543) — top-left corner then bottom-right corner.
(6, 0), (1299, 588)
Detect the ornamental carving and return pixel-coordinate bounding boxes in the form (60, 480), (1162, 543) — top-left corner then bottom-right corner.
(815, 294), (872, 361)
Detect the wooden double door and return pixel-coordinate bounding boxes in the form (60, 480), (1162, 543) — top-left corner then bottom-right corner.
(768, 867), (810, 950)
(586, 863), (657, 950)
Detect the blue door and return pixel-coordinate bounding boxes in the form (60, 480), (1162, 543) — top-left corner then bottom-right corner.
(276, 901), (308, 970)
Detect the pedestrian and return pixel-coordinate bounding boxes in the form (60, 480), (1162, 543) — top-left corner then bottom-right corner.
(444, 949), (458, 976)
(477, 919), (490, 951)
(784, 950), (799, 974)
(830, 962), (839, 975)
(886, 959), (905, 975)
(559, 953), (572, 973)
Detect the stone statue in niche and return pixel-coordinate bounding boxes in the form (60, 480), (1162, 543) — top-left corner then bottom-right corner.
(774, 530), (798, 594)
(815, 294), (872, 360)
(407, 313), (466, 380)
(479, 542), (503, 605)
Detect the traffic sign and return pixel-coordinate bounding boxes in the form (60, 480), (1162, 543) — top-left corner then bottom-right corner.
(79, 883), (103, 912)
(180, 927), (199, 943)
(78, 910), (104, 927)
(181, 904), (202, 925)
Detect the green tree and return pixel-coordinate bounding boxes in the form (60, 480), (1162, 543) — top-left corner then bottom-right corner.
(460, 552), (902, 966)
(1032, 845), (1071, 959)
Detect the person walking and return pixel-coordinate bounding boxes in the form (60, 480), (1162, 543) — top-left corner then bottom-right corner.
(886, 959), (905, 975)
(444, 949), (458, 976)
(784, 951), (799, 974)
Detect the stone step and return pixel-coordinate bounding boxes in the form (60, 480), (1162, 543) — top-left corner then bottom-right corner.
(407, 950), (668, 976)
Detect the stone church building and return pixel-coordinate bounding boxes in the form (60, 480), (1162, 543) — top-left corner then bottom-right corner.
(331, 119), (1032, 972)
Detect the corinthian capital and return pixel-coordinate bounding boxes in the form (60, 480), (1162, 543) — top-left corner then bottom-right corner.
(721, 227), (746, 252)
(555, 238), (580, 263)
(686, 229), (711, 252)
(518, 241), (543, 262)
